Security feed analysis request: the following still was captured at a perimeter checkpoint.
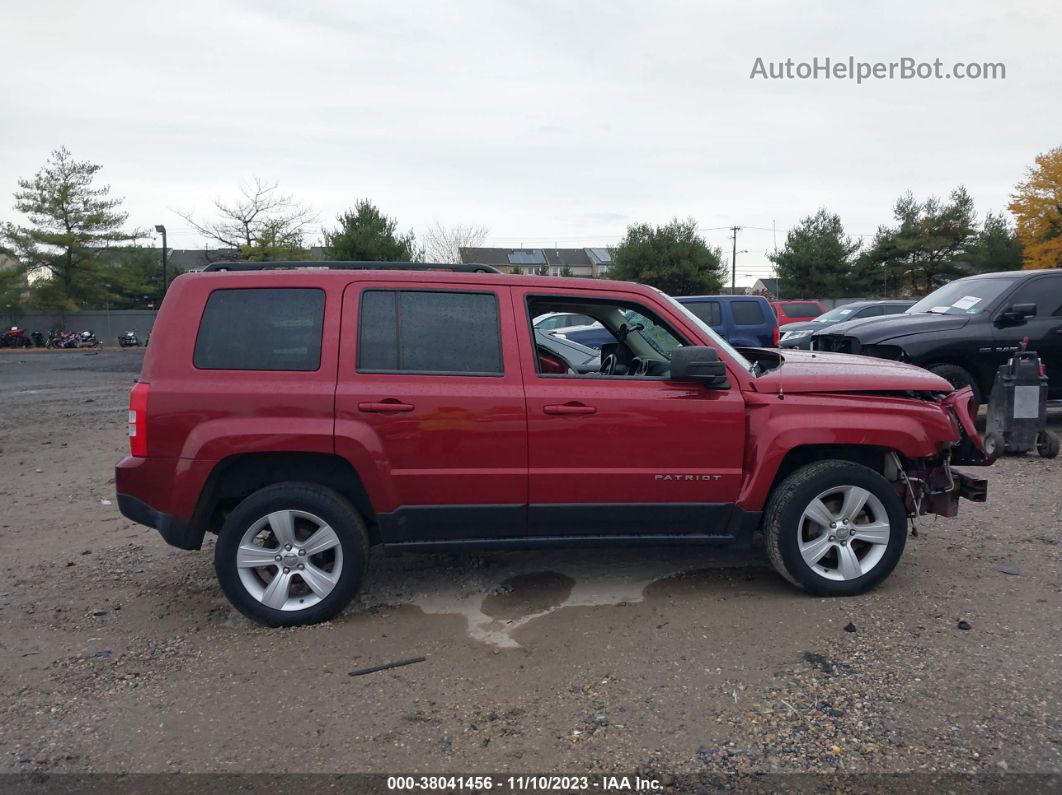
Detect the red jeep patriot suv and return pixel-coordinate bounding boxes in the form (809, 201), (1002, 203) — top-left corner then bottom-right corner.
(116, 262), (990, 626)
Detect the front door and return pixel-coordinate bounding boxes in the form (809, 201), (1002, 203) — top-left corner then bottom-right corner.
(994, 274), (1062, 398)
(335, 281), (528, 543)
(517, 286), (747, 538)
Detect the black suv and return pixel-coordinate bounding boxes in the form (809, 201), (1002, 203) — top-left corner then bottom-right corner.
(812, 269), (1062, 406)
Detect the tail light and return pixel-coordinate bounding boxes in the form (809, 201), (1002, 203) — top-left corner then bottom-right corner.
(128, 382), (149, 457)
(772, 325), (780, 347)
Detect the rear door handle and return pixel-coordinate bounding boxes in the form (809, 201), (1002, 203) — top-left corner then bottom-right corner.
(543, 402), (596, 415)
(358, 400), (415, 413)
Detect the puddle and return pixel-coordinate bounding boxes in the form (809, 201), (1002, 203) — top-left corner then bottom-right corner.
(362, 548), (765, 648)
(482, 571), (575, 619)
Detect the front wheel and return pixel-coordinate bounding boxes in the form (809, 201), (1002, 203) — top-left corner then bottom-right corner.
(764, 460), (908, 597)
(1037, 431), (1060, 459)
(215, 482), (369, 627)
(927, 363), (982, 413)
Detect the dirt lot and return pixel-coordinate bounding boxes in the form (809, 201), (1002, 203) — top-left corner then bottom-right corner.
(0, 349), (1059, 781)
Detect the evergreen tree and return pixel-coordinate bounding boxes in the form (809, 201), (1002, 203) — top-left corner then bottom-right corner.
(610, 218), (724, 295)
(323, 200), (419, 261)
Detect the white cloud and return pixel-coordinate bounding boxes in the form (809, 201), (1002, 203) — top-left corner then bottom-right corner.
(1, 0), (1059, 283)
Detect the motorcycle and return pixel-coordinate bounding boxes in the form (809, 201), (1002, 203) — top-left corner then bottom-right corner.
(118, 331), (141, 347)
(74, 330), (101, 348)
(47, 330), (100, 349)
(30, 331), (46, 348)
(0, 326), (33, 348)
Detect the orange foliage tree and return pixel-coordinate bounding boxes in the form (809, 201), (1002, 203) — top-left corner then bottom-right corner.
(1009, 147), (1062, 270)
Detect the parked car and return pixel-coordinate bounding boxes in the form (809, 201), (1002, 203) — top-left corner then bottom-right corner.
(533, 311), (595, 331)
(812, 269), (1062, 408)
(116, 261), (988, 627)
(547, 320), (615, 349)
(780, 300), (915, 349)
(675, 295), (779, 347)
(533, 328), (600, 374)
(771, 299), (827, 325)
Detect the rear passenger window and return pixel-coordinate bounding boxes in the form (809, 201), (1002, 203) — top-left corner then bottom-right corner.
(686, 301), (722, 326)
(358, 290), (503, 375)
(732, 300), (766, 325)
(194, 288), (324, 371)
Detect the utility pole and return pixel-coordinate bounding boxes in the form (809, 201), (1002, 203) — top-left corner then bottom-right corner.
(155, 225), (168, 298)
(730, 226), (741, 293)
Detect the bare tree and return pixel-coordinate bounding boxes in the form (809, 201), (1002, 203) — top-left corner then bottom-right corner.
(420, 221), (489, 264)
(178, 179), (316, 261)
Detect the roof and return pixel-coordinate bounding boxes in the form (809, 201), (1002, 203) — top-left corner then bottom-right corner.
(180, 265), (647, 296)
(458, 247), (612, 267)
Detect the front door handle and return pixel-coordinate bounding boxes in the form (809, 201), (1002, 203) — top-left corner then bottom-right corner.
(358, 400), (415, 413)
(543, 402), (596, 415)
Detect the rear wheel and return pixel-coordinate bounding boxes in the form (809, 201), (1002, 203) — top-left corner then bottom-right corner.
(764, 460), (908, 596)
(927, 363), (982, 413)
(215, 482), (369, 627)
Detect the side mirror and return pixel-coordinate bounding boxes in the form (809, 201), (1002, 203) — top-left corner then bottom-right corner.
(1002, 303), (1037, 322)
(670, 346), (728, 387)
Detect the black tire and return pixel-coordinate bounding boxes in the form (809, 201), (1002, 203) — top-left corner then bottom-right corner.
(214, 482), (369, 627)
(982, 432), (1004, 460)
(927, 364), (982, 412)
(1037, 430), (1060, 459)
(764, 460), (908, 597)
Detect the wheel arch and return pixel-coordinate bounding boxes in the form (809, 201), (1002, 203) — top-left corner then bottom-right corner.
(194, 452), (380, 546)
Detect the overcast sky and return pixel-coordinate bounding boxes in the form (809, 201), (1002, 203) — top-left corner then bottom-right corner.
(2, 0), (1059, 283)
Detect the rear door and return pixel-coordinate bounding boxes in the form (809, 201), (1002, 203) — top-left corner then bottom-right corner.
(335, 281), (528, 543)
(729, 298), (773, 346)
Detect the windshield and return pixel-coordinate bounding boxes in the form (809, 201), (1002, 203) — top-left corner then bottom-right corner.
(815, 305), (860, 323)
(657, 291), (755, 374)
(908, 277), (1018, 316)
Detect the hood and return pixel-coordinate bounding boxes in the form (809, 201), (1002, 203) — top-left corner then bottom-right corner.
(779, 320), (824, 333)
(815, 312), (969, 344)
(751, 349), (953, 394)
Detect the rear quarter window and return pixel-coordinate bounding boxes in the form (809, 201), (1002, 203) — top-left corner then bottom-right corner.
(731, 300), (766, 325)
(193, 287), (325, 371)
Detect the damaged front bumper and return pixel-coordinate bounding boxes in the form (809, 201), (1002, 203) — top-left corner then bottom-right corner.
(895, 385), (992, 518)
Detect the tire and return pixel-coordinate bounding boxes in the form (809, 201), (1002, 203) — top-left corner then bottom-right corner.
(927, 364), (982, 413)
(1037, 430), (1060, 459)
(982, 432), (1003, 460)
(764, 460), (908, 597)
(214, 482), (369, 627)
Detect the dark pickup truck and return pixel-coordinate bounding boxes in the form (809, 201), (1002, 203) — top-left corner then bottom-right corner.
(813, 269), (1062, 407)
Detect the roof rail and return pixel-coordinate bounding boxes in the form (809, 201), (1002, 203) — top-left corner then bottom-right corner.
(202, 260), (502, 274)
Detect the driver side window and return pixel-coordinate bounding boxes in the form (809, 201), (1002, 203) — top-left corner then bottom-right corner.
(528, 297), (688, 378)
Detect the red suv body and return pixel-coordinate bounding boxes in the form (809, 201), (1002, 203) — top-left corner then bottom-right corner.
(771, 299), (827, 324)
(116, 264), (990, 626)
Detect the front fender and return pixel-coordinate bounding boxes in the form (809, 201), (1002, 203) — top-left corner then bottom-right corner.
(737, 392), (960, 510)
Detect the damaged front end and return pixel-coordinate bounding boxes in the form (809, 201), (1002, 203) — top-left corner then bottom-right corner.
(889, 385), (991, 519)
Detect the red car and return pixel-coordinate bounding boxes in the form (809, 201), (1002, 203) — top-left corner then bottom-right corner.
(771, 299), (827, 324)
(116, 263), (989, 626)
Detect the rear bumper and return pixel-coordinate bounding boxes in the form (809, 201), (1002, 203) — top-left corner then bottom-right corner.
(115, 455), (213, 550)
(117, 493), (202, 550)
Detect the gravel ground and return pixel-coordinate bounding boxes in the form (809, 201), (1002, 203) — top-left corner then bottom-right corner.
(0, 349), (1059, 785)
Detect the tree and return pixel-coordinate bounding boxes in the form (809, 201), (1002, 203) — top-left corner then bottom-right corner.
(323, 200), (419, 261)
(769, 209), (860, 297)
(97, 247), (184, 309)
(1009, 146), (1062, 270)
(421, 221), (488, 263)
(609, 218), (724, 295)
(2, 147), (142, 310)
(964, 211), (1023, 273)
(179, 179), (315, 261)
(855, 187), (977, 296)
